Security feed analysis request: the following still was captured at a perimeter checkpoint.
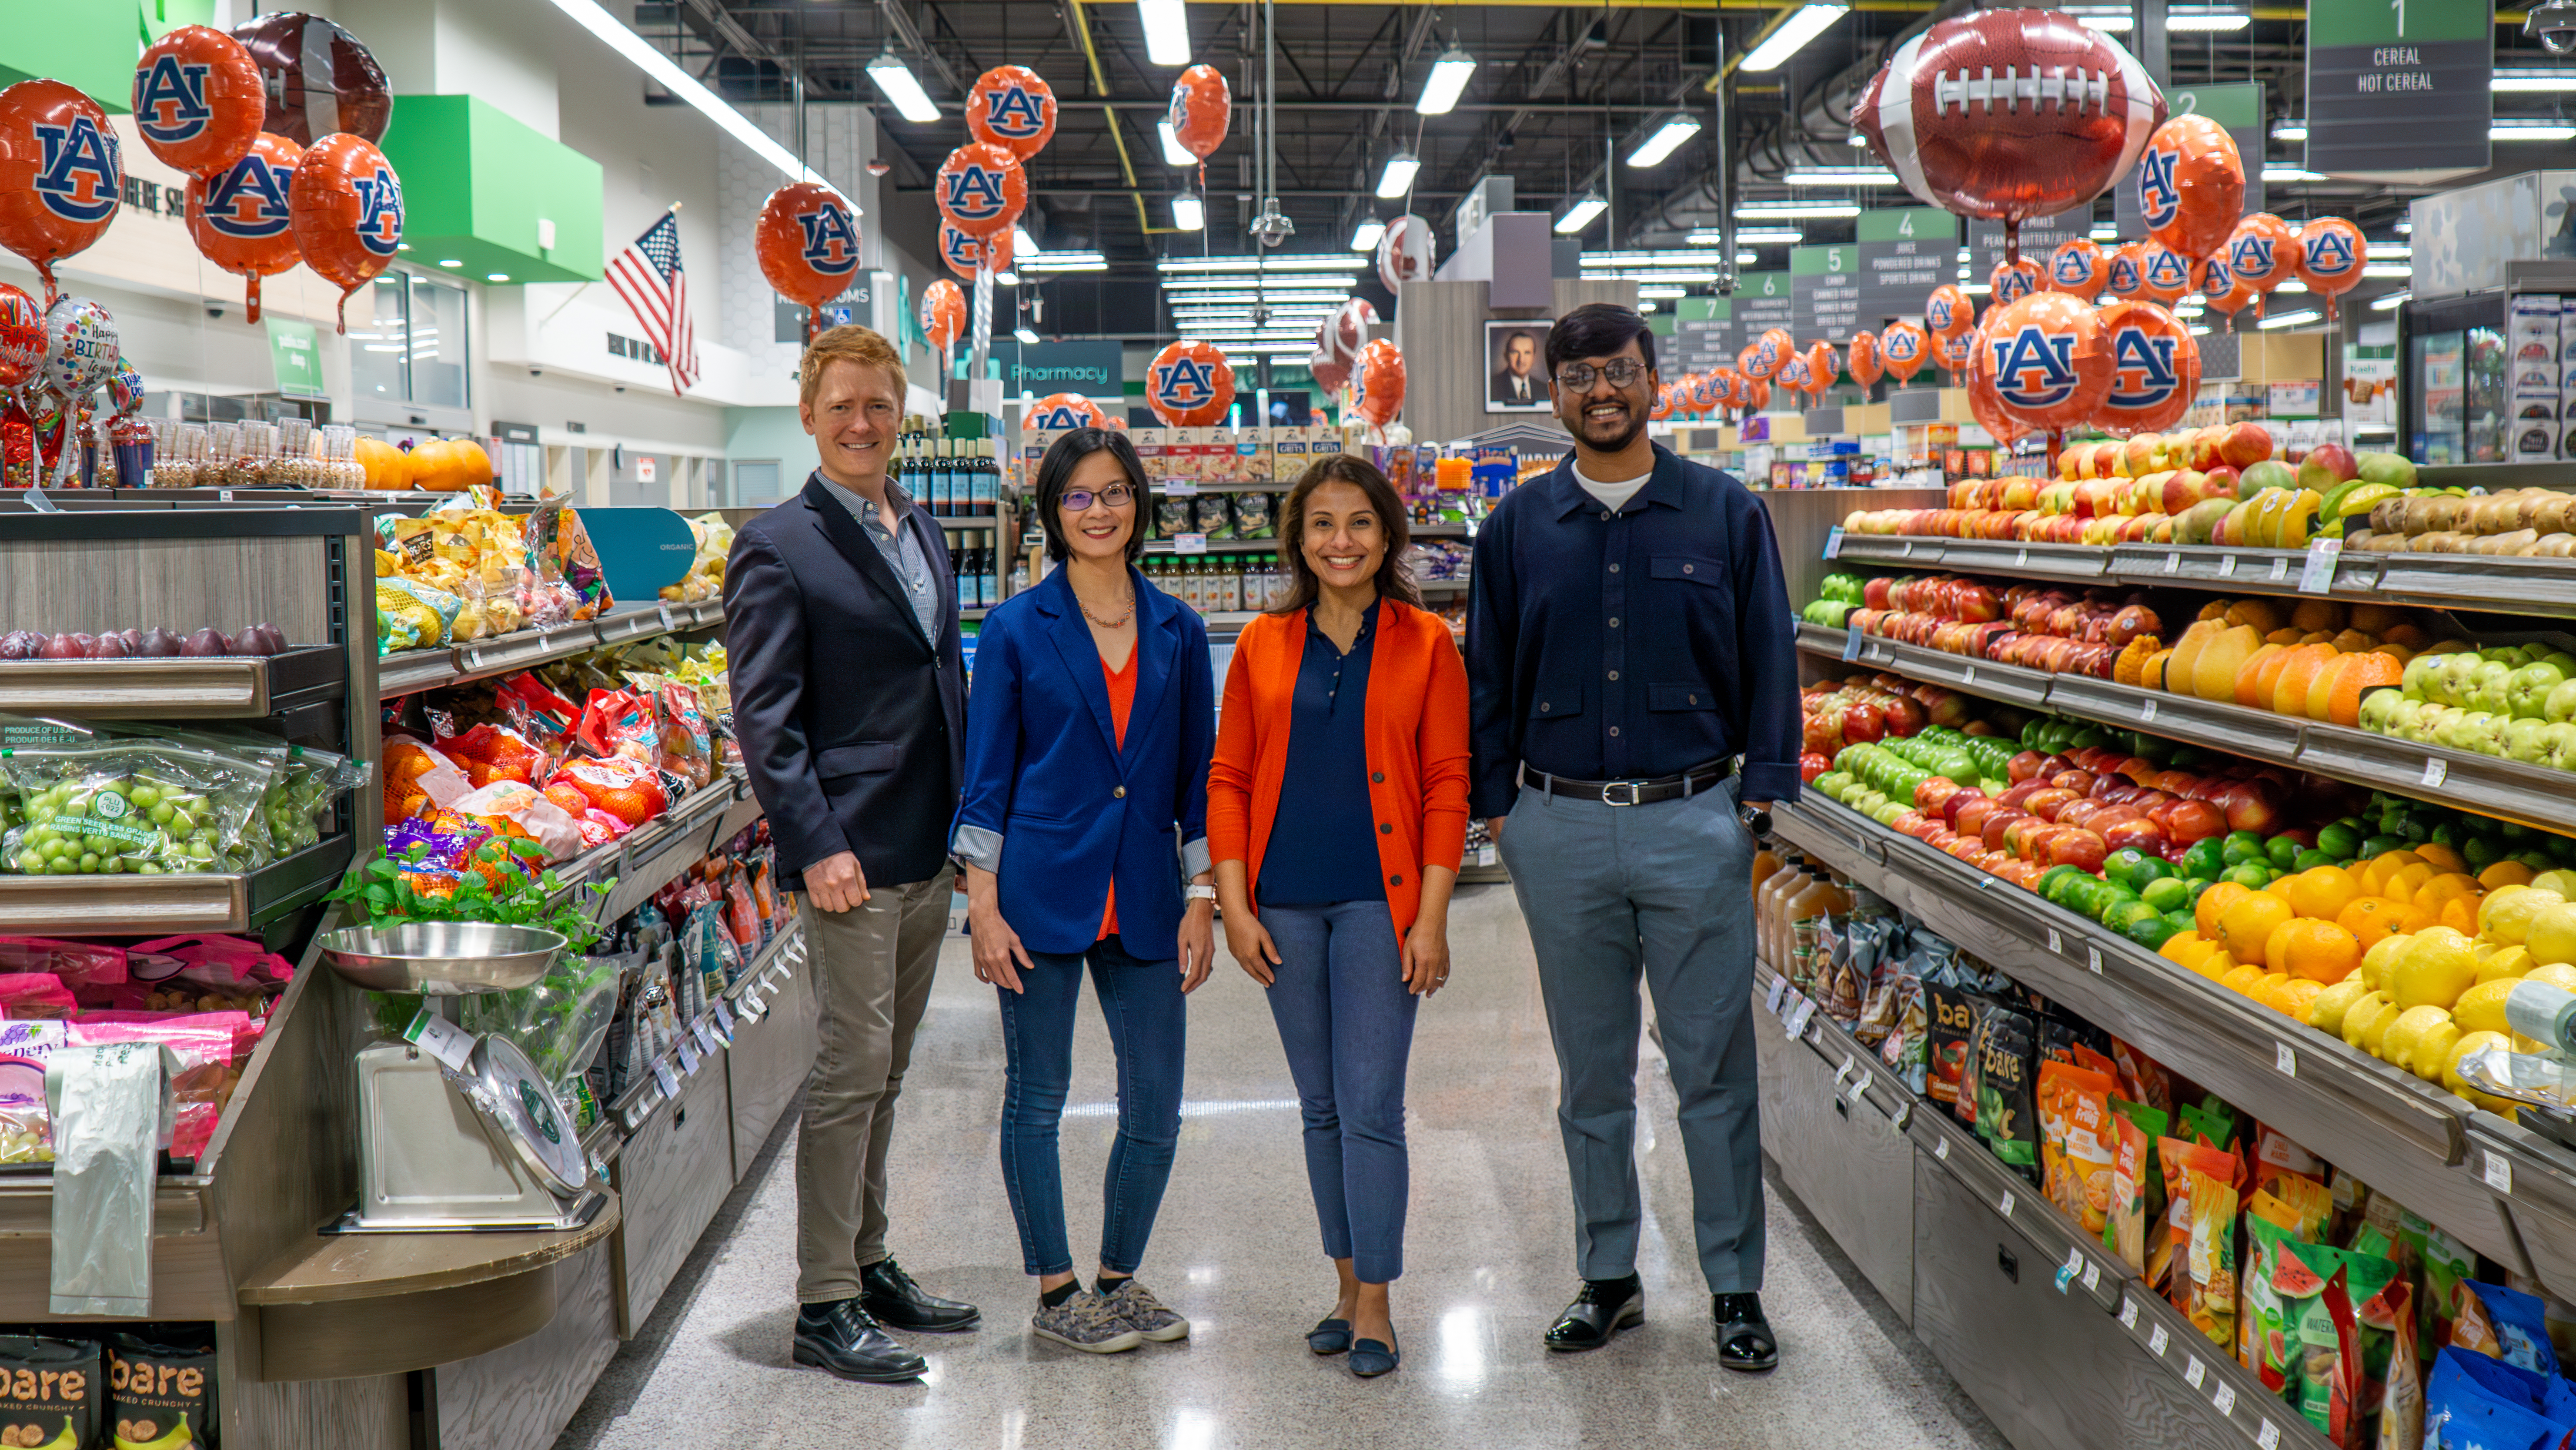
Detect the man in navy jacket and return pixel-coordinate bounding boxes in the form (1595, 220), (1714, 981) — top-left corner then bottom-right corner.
(1466, 303), (1801, 1373)
(726, 325), (980, 1382)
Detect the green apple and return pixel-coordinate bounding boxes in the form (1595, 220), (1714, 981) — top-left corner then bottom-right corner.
(2389, 698), (2429, 738)
(2468, 660), (2517, 714)
(2543, 723), (2576, 772)
(2360, 689), (2407, 733)
(2510, 662), (2569, 720)
(2435, 708), (2482, 751)
(2483, 644), (2535, 666)
(2546, 678), (2576, 724)
(2403, 653), (2445, 704)
(2401, 703), (2447, 743)
(2506, 716), (2553, 764)
(2465, 712), (2511, 756)
(2435, 652), (2485, 705)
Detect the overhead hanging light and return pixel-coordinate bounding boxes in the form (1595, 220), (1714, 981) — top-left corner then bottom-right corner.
(1626, 114), (1703, 167)
(545, 0), (822, 179)
(2064, 5), (2135, 30)
(2496, 67), (2576, 90)
(1350, 218), (1386, 251)
(2165, 6), (2251, 30)
(1782, 165), (1898, 186)
(1172, 189), (1205, 231)
(1138, 0), (1191, 66)
(865, 50), (941, 125)
(2258, 308), (2324, 329)
(2497, 118), (2576, 139)
(1698, 225), (1802, 245)
(2372, 291), (2411, 310)
(1013, 326), (1041, 344)
(1375, 151), (1420, 199)
(1417, 45), (1477, 115)
(1012, 225), (1041, 258)
(1741, 3), (1851, 72)
(1157, 118), (1196, 167)
(1555, 192), (1608, 234)
(1736, 199), (1860, 218)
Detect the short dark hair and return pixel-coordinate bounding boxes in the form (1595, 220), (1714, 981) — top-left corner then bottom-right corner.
(1271, 454), (1424, 616)
(1031, 429), (1148, 564)
(1546, 302), (1656, 378)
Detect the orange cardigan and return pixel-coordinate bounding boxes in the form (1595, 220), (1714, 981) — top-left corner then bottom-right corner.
(1207, 597), (1472, 940)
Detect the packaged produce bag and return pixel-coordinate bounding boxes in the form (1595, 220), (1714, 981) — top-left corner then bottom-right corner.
(2419, 1345), (2575, 1450)
(2275, 1238), (2403, 1444)
(2182, 1167), (2241, 1351)
(1970, 998), (2041, 1182)
(2038, 1060), (2117, 1235)
(2102, 1100), (2167, 1274)
(2379, 1280), (2422, 1450)
(2452, 1280), (2562, 1377)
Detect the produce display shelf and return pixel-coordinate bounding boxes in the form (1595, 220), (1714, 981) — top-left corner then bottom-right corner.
(376, 601), (723, 699)
(609, 925), (804, 1137)
(1769, 795), (2566, 1291)
(0, 644), (347, 719)
(545, 772), (746, 921)
(1795, 622), (2576, 835)
(0, 832), (353, 935)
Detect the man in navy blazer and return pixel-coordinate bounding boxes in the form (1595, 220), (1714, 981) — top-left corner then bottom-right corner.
(725, 326), (980, 1383)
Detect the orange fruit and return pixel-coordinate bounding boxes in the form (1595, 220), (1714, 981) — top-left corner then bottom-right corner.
(2392, 902), (2439, 934)
(2192, 949), (2239, 981)
(2282, 867), (2363, 923)
(2362, 850), (2425, 896)
(2266, 977), (2327, 1018)
(2198, 881), (2252, 938)
(2385, 863), (2436, 904)
(2220, 962), (2269, 996)
(2416, 873), (2484, 911)
(2482, 861), (2539, 890)
(2306, 652), (2360, 721)
(2337, 896), (2408, 951)
(2271, 644), (2340, 717)
(2282, 918), (2365, 983)
(2161, 932), (2220, 970)
(2220, 891), (2296, 965)
(2416, 842), (2470, 875)
(2328, 653), (2406, 727)
(2440, 897), (2482, 933)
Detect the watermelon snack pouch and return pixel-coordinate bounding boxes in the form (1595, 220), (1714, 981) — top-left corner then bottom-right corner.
(2276, 1239), (2402, 1444)
(2181, 1167), (2240, 1350)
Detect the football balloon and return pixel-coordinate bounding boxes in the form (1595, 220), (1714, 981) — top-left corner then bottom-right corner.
(1376, 214), (1433, 292)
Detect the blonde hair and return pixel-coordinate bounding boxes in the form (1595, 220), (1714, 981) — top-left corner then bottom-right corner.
(799, 325), (908, 414)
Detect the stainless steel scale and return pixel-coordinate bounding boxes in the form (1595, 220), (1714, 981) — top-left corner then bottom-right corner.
(318, 921), (602, 1233)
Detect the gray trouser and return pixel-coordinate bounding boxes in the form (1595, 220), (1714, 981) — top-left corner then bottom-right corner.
(1496, 775), (1764, 1295)
(795, 866), (954, 1304)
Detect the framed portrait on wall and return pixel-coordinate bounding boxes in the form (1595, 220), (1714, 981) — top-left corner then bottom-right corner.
(1485, 319), (1551, 412)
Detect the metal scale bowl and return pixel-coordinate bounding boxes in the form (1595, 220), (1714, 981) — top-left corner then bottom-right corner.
(319, 922), (601, 1233)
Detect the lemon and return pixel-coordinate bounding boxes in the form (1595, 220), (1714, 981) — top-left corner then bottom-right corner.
(2481, 886), (2563, 947)
(2309, 977), (2376, 1036)
(2526, 903), (2576, 966)
(2390, 931), (2481, 1011)
(2352, 994), (2402, 1053)
(2476, 947), (2534, 985)
(2415, 1018), (2463, 1080)
(2454, 978), (2521, 1035)
(2534, 869), (2576, 899)
(2362, 933), (2414, 992)
(2381, 1005), (2453, 1071)
(2526, 962), (2576, 995)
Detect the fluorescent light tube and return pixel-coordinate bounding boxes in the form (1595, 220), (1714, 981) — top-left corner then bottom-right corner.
(1014, 327), (1041, 344)
(1172, 192), (1205, 231)
(2371, 291), (2410, 310)
(2496, 69), (2576, 91)
(1375, 152), (1420, 199)
(2258, 309), (2323, 329)
(1139, 0), (1191, 66)
(865, 51), (941, 125)
(1735, 200), (1860, 218)
(1350, 219), (1386, 251)
(1626, 114), (1703, 167)
(2166, 7), (2251, 30)
(1783, 166), (1898, 186)
(1156, 255), (1366, 272)
(548, 0), (822, 178)
(1555, 193), (1607, 234)
(2497, 120), (2576, 139)
(1742, 4), (1851, 72)
(2272, 121), (2309, 141)
(1417, 46), (1476, 116)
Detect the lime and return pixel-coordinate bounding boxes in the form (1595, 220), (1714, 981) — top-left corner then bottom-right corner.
(2465, 836), (2504, 873)
(2225, 862), (2275, 889)
(2124, 858), (2173, 893)
(2265, 836), (2303, 870)
(2318, 819), (2366, 859)
(2182, 838), (2228, 879)
(2123, 914), (2182, 950)
(2105, 847), (2151, 883)
(2360, 835), (2406, 859)
(2222, 831), (2267, 867)
(2105, 900), (2163, 934)
(2141, 876), (2193, 914)
(2040, 865), (2089, 906)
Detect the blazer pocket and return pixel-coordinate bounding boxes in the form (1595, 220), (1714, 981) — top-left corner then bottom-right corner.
(1650, 554), (1727, 586)
(815, 742), (902, 780)
(1530, 683), (1584, 720)
(1649, 683), (1717, 712)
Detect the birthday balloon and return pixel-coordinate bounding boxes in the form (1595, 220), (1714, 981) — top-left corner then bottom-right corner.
(1925, 284), (1976, 338)
(133, 25), (264, 179)
(758, 182), (863, 330)
(1973, 289), (2110, 431)
(287, 131), (401, 332)
(1749, 328), (1794, 381)
(232, 12), (390, 145)
(1169, 65), (1231, 161)
(2138, 114), (2242, 263)
(1991, 256), (2045, 308)
(0, 284), (42, 391)
(1848, 330), (1883, 389)
(2139, 242), (2194, 305)
(40, 294), (118, 402)
(2296, 216), (2367, 320)
(1377, 214), (1433, 292)
(109, 362), (146, 416)
(965, 65), (1056, 161)
(2049, 238), (2110, 298)
(2226, 212), (2300, 314)
(920, 278), (966, 354)
(2092, 299), (2199, 436)
(2198, 255), (2256, 328)
(939, 218), (1010, 281)
(0, 81), (121, 300)
(1350, 339), (1406, 428)
(2106, 242), (2148, 301)
(934, 141), (1026, 240)
(1148, 338), (1237, 427)
(1025, 392), (1109, 430)
(1880, 320), (1931, 384)
(185, 131), (302, 324)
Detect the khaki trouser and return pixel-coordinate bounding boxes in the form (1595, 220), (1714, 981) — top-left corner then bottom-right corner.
(795, 866), (954, 1304)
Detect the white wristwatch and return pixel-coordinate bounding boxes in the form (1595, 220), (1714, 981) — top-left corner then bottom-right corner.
(1184, 884), (1218, 902)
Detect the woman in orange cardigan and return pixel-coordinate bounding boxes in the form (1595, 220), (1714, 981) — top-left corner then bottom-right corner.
(1209, 453), (1471, 1378)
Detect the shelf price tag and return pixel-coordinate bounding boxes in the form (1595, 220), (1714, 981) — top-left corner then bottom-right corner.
(2299, 538), (2343, 594)
(403, 1011), (478, 1073)
(695, 1021), (724, 1055)
(657, 603), (675, 632)
(2120, 1297), (2141, 1330)
(1174, 532), (1208, 555)
(2149, 1323), (2170, 1357)
(2258, 1421), (2282, 1450)
(2015, 548), (2031, 569)
(1842, 630), (1863, 662)
(2219, 554), (2238, 578)
(2269, 555), (2290, 583)
(1961, 665), (1977, 684)
(2163, 551), (2180, 574)
(1998, 1188), (2015, 1218)
(1160, 479), (1199, 497)
(1787, 996), (1819, 1038)
(652, 1062), (679, 1100)
(675, 1039), (701, 1075)
(2055, 1245), (2083, 1293)
(1847, 1074), (1871, 1107)
(1766, 977), (1787, 1015)
(1823, 526), (1845, 559)
(2046, 927), (2063, 954)
(1832, 1059), (1855, 1091)
(2140, 699), (2157, 724)
(2213, 1383), (2236, 1417)
(2486, 1149), (2514, 1196)
(2185, 1355), (2207, 1390)
(2087, 945), (2103, 974)
(2276, 1043), (2297, 1078)
(2082, 1260), (2102, 1294)
(713, 1000), (735, 1034)
(1935, 1135), (1951, 1161)
(2422, 758), (2448, 788)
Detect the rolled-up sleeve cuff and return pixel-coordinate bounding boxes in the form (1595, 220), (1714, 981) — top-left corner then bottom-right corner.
(1739, 762), (1801, 807)
(952, 823), (1005, 873)
(1180, 835), (1213, 878)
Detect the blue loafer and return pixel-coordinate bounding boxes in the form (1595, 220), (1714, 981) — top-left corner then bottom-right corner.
(1307, 1316), (1353, 1355)
(1350, 1333), (1401, 1378)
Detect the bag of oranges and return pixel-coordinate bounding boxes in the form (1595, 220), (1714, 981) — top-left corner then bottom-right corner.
(546, 756), (667, 830)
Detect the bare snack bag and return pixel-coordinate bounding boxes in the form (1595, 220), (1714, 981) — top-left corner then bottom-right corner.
(0, 1332), (99, 1450)
(109, 1326), (216, 1450)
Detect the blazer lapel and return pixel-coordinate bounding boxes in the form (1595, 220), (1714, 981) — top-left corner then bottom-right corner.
(1040, 573), (1123, 762)
(801, 476), (930, 646)
(1121, 574), (1180, 764)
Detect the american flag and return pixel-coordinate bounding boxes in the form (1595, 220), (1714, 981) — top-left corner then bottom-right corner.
(607, 211), (698, 395)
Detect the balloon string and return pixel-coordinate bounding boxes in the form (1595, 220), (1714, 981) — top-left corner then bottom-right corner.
(246, 277), (262, 327)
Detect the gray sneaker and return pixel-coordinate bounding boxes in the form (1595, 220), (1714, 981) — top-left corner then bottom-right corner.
(1101, 1278), (1189, 1343)
(1032, 1289), (1145, 1354)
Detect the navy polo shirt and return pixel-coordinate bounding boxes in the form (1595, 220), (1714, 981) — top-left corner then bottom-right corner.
(1463, 444), (1803, 818)
(1257, 599), (1387, 907)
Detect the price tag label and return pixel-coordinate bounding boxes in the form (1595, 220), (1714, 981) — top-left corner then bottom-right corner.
(1900, 540), (1916, 557)
(2015, 548), (2031, 569)
(2149, 1323), (2170, 1356)
(2120, 1297), (2141, 1330)
(2220, 554), (2238, 578)
(739, 991), (767, 1021)
(2258, 1420), (2282, 1450)
(2269, 555), (2289, 583)
(1160, 479), (1199, 497)
(696, 1021), (723, 1055)
(2486, 1149), (2514, 1196)
(2047, 927), (2063, 954)
(2055, 1245), (2083, 1293)
(2422, 757), (2448, 788)
(773, 954), (794, 980)
(1961, 665), (1977, 684)
(652, 1062), (679, 1100)
(1766, 977), (1787, 1014)
(218, 488), (234, 503)
(2082, 1260), (2102, 1294)
(1847, 1073), (1871, 1107)
(2299, 537), (2343, 594)
(589, 1151), (610, 1182)
(1788, 996), (1819, 1038)
(1174, 532), (1209, 555)
(2087, 945), (2103, 974)
(1935, 1135), (1952, 1161)
(403, 1011), (478, 1073)
(2213, 1383), (2236, 1417)
(2276, 1043), (2297, 1078)
(1998, 1188), (2015, 1218)
(2163, 550), (2180, 574)
(1842, 630), (1863, 662)
(1822, 526), (1845, 559)
(2185, 1355), (2207, 1390)
(2140, 698), (2157, 724)
(658, 603), (675, 631)
(675, 1039), (701, 1075)
(713, 1000), (735, 1033)
(1833, 1060), (1856, 1091)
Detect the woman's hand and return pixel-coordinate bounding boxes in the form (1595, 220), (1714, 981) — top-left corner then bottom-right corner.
(1222, 908), (1282, 987)
(1402, 916), (1452, 997)
(1178, 899), (1217, 994)
(963, 866), (1032, 994)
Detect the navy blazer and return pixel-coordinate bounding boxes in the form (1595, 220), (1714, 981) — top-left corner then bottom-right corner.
(952, 565), (1214, 959)
(725, 474), (965, 891)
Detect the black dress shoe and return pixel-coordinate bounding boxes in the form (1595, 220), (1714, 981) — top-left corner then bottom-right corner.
(1544, 1276), (1645, 1352)
(1713, 1292), (1778, 1372)
(792, 1299), (926, 1383)
(860, 1256), (982, 1332)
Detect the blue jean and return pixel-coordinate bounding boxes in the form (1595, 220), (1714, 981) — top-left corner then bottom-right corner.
(996, 936), (1187, 1277)
(1261, 902), (1419, 1284)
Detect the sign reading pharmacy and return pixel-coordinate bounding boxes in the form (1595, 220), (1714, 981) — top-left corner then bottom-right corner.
(2304, 0), (2490, 183)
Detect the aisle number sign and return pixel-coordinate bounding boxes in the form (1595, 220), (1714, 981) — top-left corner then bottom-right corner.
(2304, 0), (2490, 183)
(1792, 245), (1862, 341)
(1854, 208), (1955, 328)
(1733, 271), (1793, 361)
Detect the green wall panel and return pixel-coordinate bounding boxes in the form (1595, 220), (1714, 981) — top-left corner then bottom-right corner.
(379, 94), (603, 285)
(7, 3), (147, 112)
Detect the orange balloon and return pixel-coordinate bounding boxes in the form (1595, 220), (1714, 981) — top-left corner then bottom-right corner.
(287, 131), (401, 332)
(1025, 392), (1110, 430)
(1649, 382), (1677, 421)
(133, 26), (264, 179)
(1880, 320), (1931, 383)
(185, 131), (301, 324)
(757, 182), (862, 337)
(1848, 330), (1884, 388)
(2198, 254), (2256, 327)
(920, 278), (965, 353)
(1777, 351), (1815, 397)
(934, 141), (1026, 240)
(939, 218), (1010, 280)
(1697, 371), (1730, 412)
(0, 80), (121, 300)
(1967, 355), (2029, 447)
(2092, 299), (2201, 436)
(965, 65), (1056, 160)
(1748, 328), (1794, 381)
(2297, 216), (2366, 317)
(2227, 212), (2300, 311)
(2138, 114), (2243, 261)
(1746, 377), (1772, 413)
(1972, 289), (2110, 431)
(1351, 339), (1405, 427)
(1168, 65), (1231, 162)
(1991, 256), (2045, 308)
(2049, 238), (2109, 297)
(1808, 340), (1838, 389)
(2106, 242), (2148, 301)
(1150, 338), (1239, 426)
(1925, 284), (1976, 338)
(1936, 327), (1975, 378)
(2139, 242), (2194, 305)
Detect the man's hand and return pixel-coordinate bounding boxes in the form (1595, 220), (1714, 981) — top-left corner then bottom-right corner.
(805, 851), (870, 914)
(1486, 816), (1508, 845)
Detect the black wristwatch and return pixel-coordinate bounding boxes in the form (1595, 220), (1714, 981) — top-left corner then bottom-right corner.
(1738, 802), (1773, 839)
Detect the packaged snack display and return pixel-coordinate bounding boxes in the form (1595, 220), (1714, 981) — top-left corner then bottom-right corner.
(0, 1332), (100, 1450)
(525, 498), (611, 621)
(107, 1327), (216, 1450)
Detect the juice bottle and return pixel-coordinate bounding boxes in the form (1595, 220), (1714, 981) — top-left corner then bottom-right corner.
(1782, 868), (1851, 995)
(1753, 853), (1807, 971)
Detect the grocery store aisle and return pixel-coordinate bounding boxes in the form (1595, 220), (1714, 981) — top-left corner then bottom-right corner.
(555, 885), (2004, 1450)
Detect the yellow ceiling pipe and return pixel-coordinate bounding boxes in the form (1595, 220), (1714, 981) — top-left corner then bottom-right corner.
(1067, 0), (1185, 235)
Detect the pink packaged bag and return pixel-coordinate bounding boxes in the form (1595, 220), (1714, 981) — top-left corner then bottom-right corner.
(0, 938), (128, 990)
(70, 1015), (257, 1159)
(0, 975), (77, 1019)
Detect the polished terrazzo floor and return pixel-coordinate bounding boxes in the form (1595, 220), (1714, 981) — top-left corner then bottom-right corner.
(556, 885), (2005, 1450)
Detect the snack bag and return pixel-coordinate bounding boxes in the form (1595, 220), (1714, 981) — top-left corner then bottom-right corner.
(575, 688), (659, 767)
(2155, 1136), (2242, 1310)
(0, 1332), (100, 1449)
(2039, 1060), (2116, 1232)
(2180, 1167), (2241, 1349)
(2453, 1281), (2560, 1377)
(2112, 1037), (2173, 1114)
(2400, 1212), (2477, 1355)
(0, 974), (77, 1018)
(2276, 1239), (2403, 1443)
(652, 680), (711, 788)
(1925, 979), (1980, 1121)
(2102, 1101), (2165, 1274)
(526, 498), (611, 620)
(1971, 998), (2040, 1182)
(2419, 1346), (2571, 1450)
(2379, 1280), (2422, 1450)
(0, 938), (129, 990)
(107, 1326), (216, 1450)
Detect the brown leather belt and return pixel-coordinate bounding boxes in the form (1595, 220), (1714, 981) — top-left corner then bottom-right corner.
(1524, 758), (1737, 807)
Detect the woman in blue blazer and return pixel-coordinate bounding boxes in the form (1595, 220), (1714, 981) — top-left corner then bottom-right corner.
(952, 428), (1216, 1356)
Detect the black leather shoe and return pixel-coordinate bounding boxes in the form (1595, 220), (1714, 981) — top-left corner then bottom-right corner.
(1713, 1292), (1778, 1372)
(860, 1257), (982, 1332)
(792, 1298), (926, 1383)
(1544, 1276), (1645, 1352)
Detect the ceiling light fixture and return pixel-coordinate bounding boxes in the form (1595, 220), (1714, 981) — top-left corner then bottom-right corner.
(995, 269), (1019, 285)
(1736, 199), (1861, 218)
(1625, 114), (1703, 167)
(2496, 68), (2576, 90)
(2064, 5), (2135, 30)
(2372, 291), (2411, 310)
(2496, 119), (2576, 139)
(2258, 308), (2324, 329)
(2090, 223), (2120, 241)
(865, 50), (941, 126)
(1782, 165), (1898, 186)
(487, 273), (510, 283)
(1157, 118), (1196, 167)
(1013, 326), (1041, 345)
(1555, 192), (1608, 234)
(1156, 255), (1367, 273)
(2165, 7), (2252, 30)
(1012, 226), (1041, 258)
(1375, 151), (1420, 198)
(548, 0), (823, 178)
(1350, 219), (1386, 251)
(2272, 121), (2309, 141)
(1138, 0), (1191, 66)
(1741, 3), (1851, 71)
(1696, 226), (1802, 245)
(1417, 45), (1476, 115)
(1172, 190), (1205, 231)
(2262, 165), (2326, 181)
(1022, 251), (1110, 272)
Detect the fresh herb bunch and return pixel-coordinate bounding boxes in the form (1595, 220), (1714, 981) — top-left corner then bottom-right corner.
(327, 839), (615, 955)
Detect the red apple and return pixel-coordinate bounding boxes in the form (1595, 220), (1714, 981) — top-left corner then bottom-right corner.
(2042, 828), (2109, 874)
(1891, 810), (1930, 837)
(2025, 787), (2079, 822)
(2007, 750), (2047, 784)
(1800, 753), (1831, 784)
(1981, 809), (2029, 853)
(2217, 421), (2275, 469)
(1976, 849), (2012, 874)
(2163, 800), (2226, 844)
(2215, 781), (2283, 835)
(2003, 815), (2052, 858)
(2102, 817), (2169, 855)
(1997, 780), (2050, 810)
(1841, 702), (1886, 746)
(1945, 837), (1986, 863)
(1915, 777), (1963, 813)
(1954, 797), (2005, 838)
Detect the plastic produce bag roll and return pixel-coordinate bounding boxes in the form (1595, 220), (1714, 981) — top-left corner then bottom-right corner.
(43, 1044), (176, 1318)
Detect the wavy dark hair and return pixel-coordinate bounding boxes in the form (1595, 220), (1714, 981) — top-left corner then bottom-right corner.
(1031, 428), (1148, 564)
(1269, 453), (1423, 616)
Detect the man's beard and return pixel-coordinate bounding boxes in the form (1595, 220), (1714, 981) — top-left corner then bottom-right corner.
(1567, 393), (1645, 452)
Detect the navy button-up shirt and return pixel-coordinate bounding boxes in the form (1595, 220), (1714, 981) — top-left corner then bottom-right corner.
(1258, 599), (1388, 907)
(1464, 444), (1802, 818)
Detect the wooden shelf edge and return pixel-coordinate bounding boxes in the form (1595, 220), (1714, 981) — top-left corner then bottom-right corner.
(235, 1190), (621, 1307)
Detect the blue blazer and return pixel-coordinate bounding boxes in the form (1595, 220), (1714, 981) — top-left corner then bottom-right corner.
(952, 565), (1214, 959)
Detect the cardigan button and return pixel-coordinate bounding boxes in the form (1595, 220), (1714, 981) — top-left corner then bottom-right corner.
(1113, 786), (1126, 798)
(1372, 771), (1385, 783)
(1390, 874), (1403, 886)
(1380, 823), (1393, 834)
